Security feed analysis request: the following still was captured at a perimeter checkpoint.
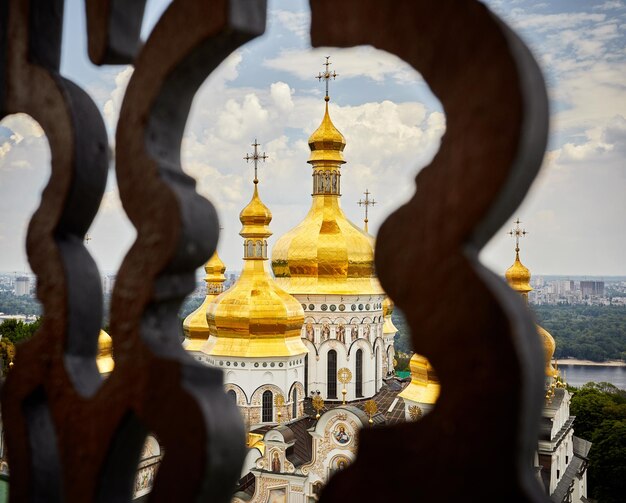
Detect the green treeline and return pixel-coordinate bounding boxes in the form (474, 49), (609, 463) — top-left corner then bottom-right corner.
(569, 383), (626, 503)
(392, 305), (626, 363)
(0, 292), (41, 316)
(0, 318), (41, 373)
(533, 305), (626, 362)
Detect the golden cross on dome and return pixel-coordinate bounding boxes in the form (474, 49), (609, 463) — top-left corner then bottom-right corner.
(316, 56), (337, 102)
(84, 234), (92, 244)
(358, 189), (376, 233)
(244, 139), (268, 183)
(508, 218), (528, 253)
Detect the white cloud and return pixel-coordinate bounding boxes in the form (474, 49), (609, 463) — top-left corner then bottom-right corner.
(103, 66), (133, 134)
(482, 114), (626, 275)
(270, 82), (294, 112)
(272, 9), (310, 39)
(263, 46), (422, 85)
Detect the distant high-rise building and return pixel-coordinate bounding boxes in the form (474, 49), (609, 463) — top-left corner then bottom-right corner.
(580, 280), (604, 297)
(14, 276), (30, 296)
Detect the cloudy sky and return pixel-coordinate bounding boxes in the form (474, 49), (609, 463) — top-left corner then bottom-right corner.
(1, 0), (625, 279)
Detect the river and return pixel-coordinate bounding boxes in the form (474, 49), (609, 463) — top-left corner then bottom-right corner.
(558, 364), (626, 390)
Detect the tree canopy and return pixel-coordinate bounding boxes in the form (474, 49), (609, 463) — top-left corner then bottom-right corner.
(570, 382), (626, 502)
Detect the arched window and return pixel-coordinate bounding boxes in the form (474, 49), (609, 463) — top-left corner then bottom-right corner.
(246, 240), (254, 258)
(375, 347), (379, 392)
(292, 388), (297, 419)
(227, 389), (237, 404)
(262, 390), (273, 422)
(263, 241), (267, 258)
(255, 240), (262, 257)
(327, 350), (337, 399)
(355, 349), (363, 397)
(304, 354), (309, 396)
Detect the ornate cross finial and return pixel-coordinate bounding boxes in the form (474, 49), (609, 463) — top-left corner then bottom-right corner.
(244, 138), (268, 183)
(358, 189), (377, 233)
(84, 234), (92, 244)
(508, 218), (527, 253)
(316, 55), (337, 102)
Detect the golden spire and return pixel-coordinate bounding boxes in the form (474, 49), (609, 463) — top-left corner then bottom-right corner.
(505, 218), (532, 297)
(308, 56), (345, 166)
(316, 55), (337, 102)
(183, 248), (227, 351)
(272, 58), (382, 296)
(358, 189), (376, 233)
(503, 219), (557, 378)
(203, 142), (307, 358)
(244, 138), (268, 183)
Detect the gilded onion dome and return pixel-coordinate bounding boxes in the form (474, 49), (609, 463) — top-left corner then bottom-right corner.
(271, 95), (383, 296)
(182, 251), (227, 351)
(203, 176), (307, 358)
(382, 297), (398, 335)
(505, 251), (532, 296)
(398, 354), (440, 405)
(505, 220), (557, 378)
(97, 330), (114, 374)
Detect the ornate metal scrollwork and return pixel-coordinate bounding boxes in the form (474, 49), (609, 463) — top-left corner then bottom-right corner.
(1, 0), (266, 501)
(313, 1), (550, 502)
(2, 0), (550, 501)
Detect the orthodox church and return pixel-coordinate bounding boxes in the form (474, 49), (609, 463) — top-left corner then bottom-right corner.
(181, 60), (418, 501)
(88, 60), (590, 502)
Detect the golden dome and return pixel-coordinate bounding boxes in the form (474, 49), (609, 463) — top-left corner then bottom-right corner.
(382, 297), (398, 335)
(271, 99), (383, 296)
(504, 236), (557, 378)
(183, 250), (227, 352)
(240, 182), (272, 237)
(308, 101), (346, 164)
(505, 251), (532, 295)
(203, 178), (307, 358)
(398, 354), (440, 405)
(97, 330), (114, 374)
(537, 325), (558, 378)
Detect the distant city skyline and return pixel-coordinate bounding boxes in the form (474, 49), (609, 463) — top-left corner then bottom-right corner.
(0, 0), (624, 277)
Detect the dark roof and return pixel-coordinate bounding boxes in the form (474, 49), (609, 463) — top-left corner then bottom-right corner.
(235, 471), (255, 498)
(303, 378), (409, 425)
(283, 416), (316, 467)
(551, 456), (583, 503)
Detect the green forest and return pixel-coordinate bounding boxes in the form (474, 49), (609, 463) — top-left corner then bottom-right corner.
(569, 383), (626, 503)
(534, 305), (626, 362)
(392, 305), (626, 363)
(0, 292), (41, 316)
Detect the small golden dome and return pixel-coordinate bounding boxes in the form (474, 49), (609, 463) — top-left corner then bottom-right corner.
(505, 252), (532, 295)
(504, 239), (558, 378)
(382, 297), (398, 335)
(399, 354), (440, 405)
(203, 179), (307, 358)
(97, 330), (114, 374)
(205, 251), (226, 281)
(183, 250), (227, 352)
(240, 182), (272, 238)
(308, 102), (346, 164)
(537, 325), (558, 378)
